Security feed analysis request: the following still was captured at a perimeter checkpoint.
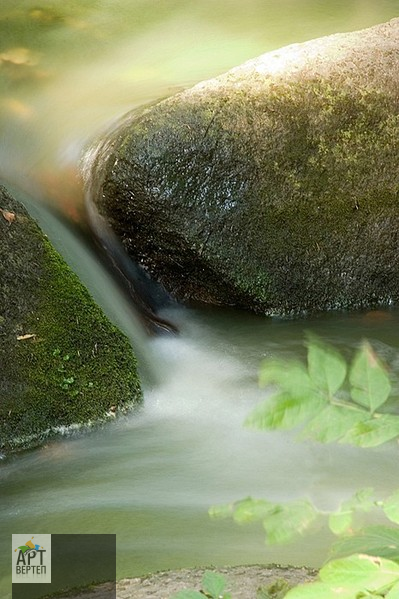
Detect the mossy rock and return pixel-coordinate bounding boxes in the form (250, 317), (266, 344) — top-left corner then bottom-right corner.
(0, 186), (142, 453)
(86, 19), (399, 316)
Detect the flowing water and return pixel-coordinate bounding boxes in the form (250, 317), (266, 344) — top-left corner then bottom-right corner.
(1, 1), (399, 596)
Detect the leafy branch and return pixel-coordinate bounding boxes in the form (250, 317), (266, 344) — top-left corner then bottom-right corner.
(200, 337), (399, 599)
(207, 491), (399, 597)
(245, 336), (399, 447)
(210, 488), (399, 548)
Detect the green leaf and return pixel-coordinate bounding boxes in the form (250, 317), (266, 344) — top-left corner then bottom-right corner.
(386, 581), (399, 599)
(349, 342), (391, 413)
(329, 526), (399, 563)
(263, 499), (318, 544)
(245, 392), (324, 431)
(384, 491), (399, 525)
(328, 510), (353, 536)
(301, 404), (368, 443)
(202, 571), (227, 597)
(171, 592), (205, 599)
(231, 497), (274, 524)
(328, 489), (375, 535)
(320, 554), (399, 590)
(307, 336), (347, 396)
(284, 581), (356, 599)
(259, 359), (312, 396)
(341, 414), (399, 447)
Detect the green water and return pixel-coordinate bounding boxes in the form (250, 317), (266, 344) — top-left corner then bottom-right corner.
(1, 1), (399, 597)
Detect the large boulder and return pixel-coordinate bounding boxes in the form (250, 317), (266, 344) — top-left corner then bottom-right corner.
(86, 19), (399, 316)
(0, 185), (141, 453)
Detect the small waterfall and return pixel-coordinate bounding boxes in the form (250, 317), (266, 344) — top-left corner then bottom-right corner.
(7, 183), (159, 384)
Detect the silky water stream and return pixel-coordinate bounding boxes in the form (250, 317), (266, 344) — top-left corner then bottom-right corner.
(1, 1), (399, 596)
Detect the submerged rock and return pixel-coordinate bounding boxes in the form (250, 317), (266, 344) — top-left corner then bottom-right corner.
(86, 19), (399, 316)
(0, 185), (141, 453)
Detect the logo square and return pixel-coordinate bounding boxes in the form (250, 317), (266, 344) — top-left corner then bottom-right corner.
(12, 534), (52, 584)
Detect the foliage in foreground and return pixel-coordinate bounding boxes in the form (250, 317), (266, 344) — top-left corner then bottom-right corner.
(210, 488), (399, 553)
(246, 336), (399, 448)
(171, 558), (399, 599)
(211, 337), (399, 547)
(173, 336), (399, 599)
(285, 554), (399, 599)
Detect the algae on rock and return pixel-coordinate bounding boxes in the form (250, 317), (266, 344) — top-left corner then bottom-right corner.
(87, 18), (399, 316)
(0, 186), (141, 452)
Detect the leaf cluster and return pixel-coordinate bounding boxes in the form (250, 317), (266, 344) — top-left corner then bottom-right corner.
(209, 497), (318, 545)
(285, 554), (399, 599)
(202, 337), (399, 599)
(205, 490), (399, 598)
(246, 336), (398, 447)
(209, 488), (399, 548)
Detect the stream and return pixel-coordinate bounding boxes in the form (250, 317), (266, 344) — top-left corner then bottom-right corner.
(1, 1), (399, 597)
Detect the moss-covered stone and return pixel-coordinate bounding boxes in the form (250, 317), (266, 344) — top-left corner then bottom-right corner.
(87, 19), (399, 316)
(0, 185), (142, 453)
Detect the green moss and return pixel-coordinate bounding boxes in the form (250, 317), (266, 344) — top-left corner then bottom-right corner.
(93, 76), (399, 316)
(0, 187), (142, 452)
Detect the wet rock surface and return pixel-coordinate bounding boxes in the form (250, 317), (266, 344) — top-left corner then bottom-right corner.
(0, 185), (141, 453)
(87, 18), (399, 316)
